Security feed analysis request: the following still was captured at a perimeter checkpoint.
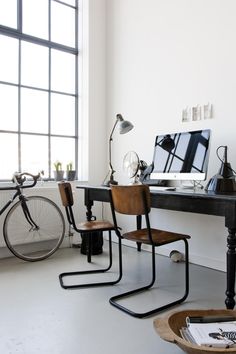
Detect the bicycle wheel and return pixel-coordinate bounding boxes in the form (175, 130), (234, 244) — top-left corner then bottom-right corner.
(3, 196), (65, 261)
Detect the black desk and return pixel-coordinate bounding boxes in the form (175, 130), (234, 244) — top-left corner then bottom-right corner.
(77, 185), (236, 310)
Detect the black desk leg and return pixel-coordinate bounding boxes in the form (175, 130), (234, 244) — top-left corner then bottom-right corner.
(136, 215), (142, 252)
(84, 189), (94, 221)
(225, 228), (236, 309)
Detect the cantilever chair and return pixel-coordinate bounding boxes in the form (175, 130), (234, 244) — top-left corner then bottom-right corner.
(109, 184), (190, 318)
(58, 181), (122, 289)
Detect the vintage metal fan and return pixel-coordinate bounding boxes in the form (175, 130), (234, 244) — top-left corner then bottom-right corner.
(123, 151), (141, 184)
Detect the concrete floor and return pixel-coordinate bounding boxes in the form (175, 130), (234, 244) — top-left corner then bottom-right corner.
(0, 242), (227, 354)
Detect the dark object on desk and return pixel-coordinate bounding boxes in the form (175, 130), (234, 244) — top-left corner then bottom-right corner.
(57, 181), (119, 290)
(109, 184), (190, 318)
(140, 162), (167, 186)
(206, 146), (236, 193)
(143, 178), (167, 187)
(139, 162), (153, 183)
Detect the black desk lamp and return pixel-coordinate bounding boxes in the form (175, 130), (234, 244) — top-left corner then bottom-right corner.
(206, 145), (236, 192)
(105, 114), (134, 186)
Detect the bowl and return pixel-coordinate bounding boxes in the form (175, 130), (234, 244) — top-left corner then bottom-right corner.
(153, 309), (236, 354)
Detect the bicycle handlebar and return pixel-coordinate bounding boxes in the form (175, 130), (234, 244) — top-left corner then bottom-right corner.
(12, 172), (41, 189)
(0, 172), (41, 191)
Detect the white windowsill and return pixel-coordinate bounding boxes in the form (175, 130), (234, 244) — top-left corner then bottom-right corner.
(0, 180), (88, 190)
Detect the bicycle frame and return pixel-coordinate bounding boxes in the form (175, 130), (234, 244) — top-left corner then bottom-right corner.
(0, 173), (40, 227)
(0, 187), (22, 216)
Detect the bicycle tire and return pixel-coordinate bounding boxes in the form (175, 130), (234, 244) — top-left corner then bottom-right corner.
(3, 196), (65, 261)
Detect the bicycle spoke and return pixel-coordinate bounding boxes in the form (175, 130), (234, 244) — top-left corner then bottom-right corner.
(3, 196), (65, 261)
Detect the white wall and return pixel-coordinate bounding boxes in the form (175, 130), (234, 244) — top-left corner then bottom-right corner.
(85, 0), (108, 185)
(105, 0), (236, 271)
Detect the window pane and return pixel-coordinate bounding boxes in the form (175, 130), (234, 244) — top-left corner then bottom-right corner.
(21, 88), (48, 133)
(0, 134), (18, 179)
(51, 2), (75, 47)
(21, 41), (49, 89)
(0, 84), (18, 130)
(51, 137), (75, 174)
(51, 93), (75, 135)
(0, 35), (18, 83)
(21, 135), (49, 176)
(51, 49), (75, 93)
(22, 0), (48, 40)
(0, 0), (17, 28)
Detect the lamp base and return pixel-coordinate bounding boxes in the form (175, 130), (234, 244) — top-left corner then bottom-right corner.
(205, 175), (236, 192)
(103, 170), (119, 187)
(104, 179), (118, 187)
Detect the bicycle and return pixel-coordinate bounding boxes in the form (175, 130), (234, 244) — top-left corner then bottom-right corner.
(0, 172), (65, 262)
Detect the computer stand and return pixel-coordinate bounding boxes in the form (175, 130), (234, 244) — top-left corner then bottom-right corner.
(178, 180), (204, 190)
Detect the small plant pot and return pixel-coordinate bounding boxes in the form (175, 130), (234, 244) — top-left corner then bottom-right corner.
(66, 170), (76, 181)
(54, 170), (65, 181)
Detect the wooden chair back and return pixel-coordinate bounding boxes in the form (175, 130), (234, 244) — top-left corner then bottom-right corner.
(58, 181), (74, 207)
(110, 184), (151, 215)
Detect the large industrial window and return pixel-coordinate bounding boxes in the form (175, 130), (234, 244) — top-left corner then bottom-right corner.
(0, 0), (78, 180)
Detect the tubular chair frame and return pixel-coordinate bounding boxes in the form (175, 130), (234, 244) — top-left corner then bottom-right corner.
(109, 184), (190, 318)
(58, 181), (123, 290)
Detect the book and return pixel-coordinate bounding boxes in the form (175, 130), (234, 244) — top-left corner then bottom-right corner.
(182, 320), (236, 348)
(179, 327), (197, 344)
(186, 315), (236, 324)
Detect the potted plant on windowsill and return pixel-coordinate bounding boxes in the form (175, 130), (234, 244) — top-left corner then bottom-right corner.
(66, 162), (76, 181)
(53, 161), (64, 181)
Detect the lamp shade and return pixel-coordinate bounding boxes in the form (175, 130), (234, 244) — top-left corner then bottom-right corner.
(205, 145), (236, 192)
(119, 119), (134, 134)
(116, 113), (134, 135)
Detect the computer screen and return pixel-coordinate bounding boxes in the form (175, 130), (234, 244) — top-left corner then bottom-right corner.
(150, 129), (211, 181)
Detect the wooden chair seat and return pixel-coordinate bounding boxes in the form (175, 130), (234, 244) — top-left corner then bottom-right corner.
(77, 220), (114, 232)
(123, 228), (190, 245)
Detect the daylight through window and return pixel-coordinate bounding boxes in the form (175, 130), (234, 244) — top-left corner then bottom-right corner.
(0, 0), (78, 180)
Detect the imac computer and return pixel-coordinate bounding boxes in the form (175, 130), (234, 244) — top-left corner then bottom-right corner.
(149, 129), (211, 182)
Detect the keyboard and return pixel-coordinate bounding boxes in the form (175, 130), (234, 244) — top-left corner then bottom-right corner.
(149, 186), (176, 191)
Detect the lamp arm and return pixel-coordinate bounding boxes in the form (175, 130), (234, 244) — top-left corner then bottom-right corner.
(109, 118), (119, 142)
(108, 118), (119, 173)
(108, 138), (115, 173)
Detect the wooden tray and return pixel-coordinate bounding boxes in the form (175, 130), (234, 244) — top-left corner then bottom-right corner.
(154, 309), (236, 354)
